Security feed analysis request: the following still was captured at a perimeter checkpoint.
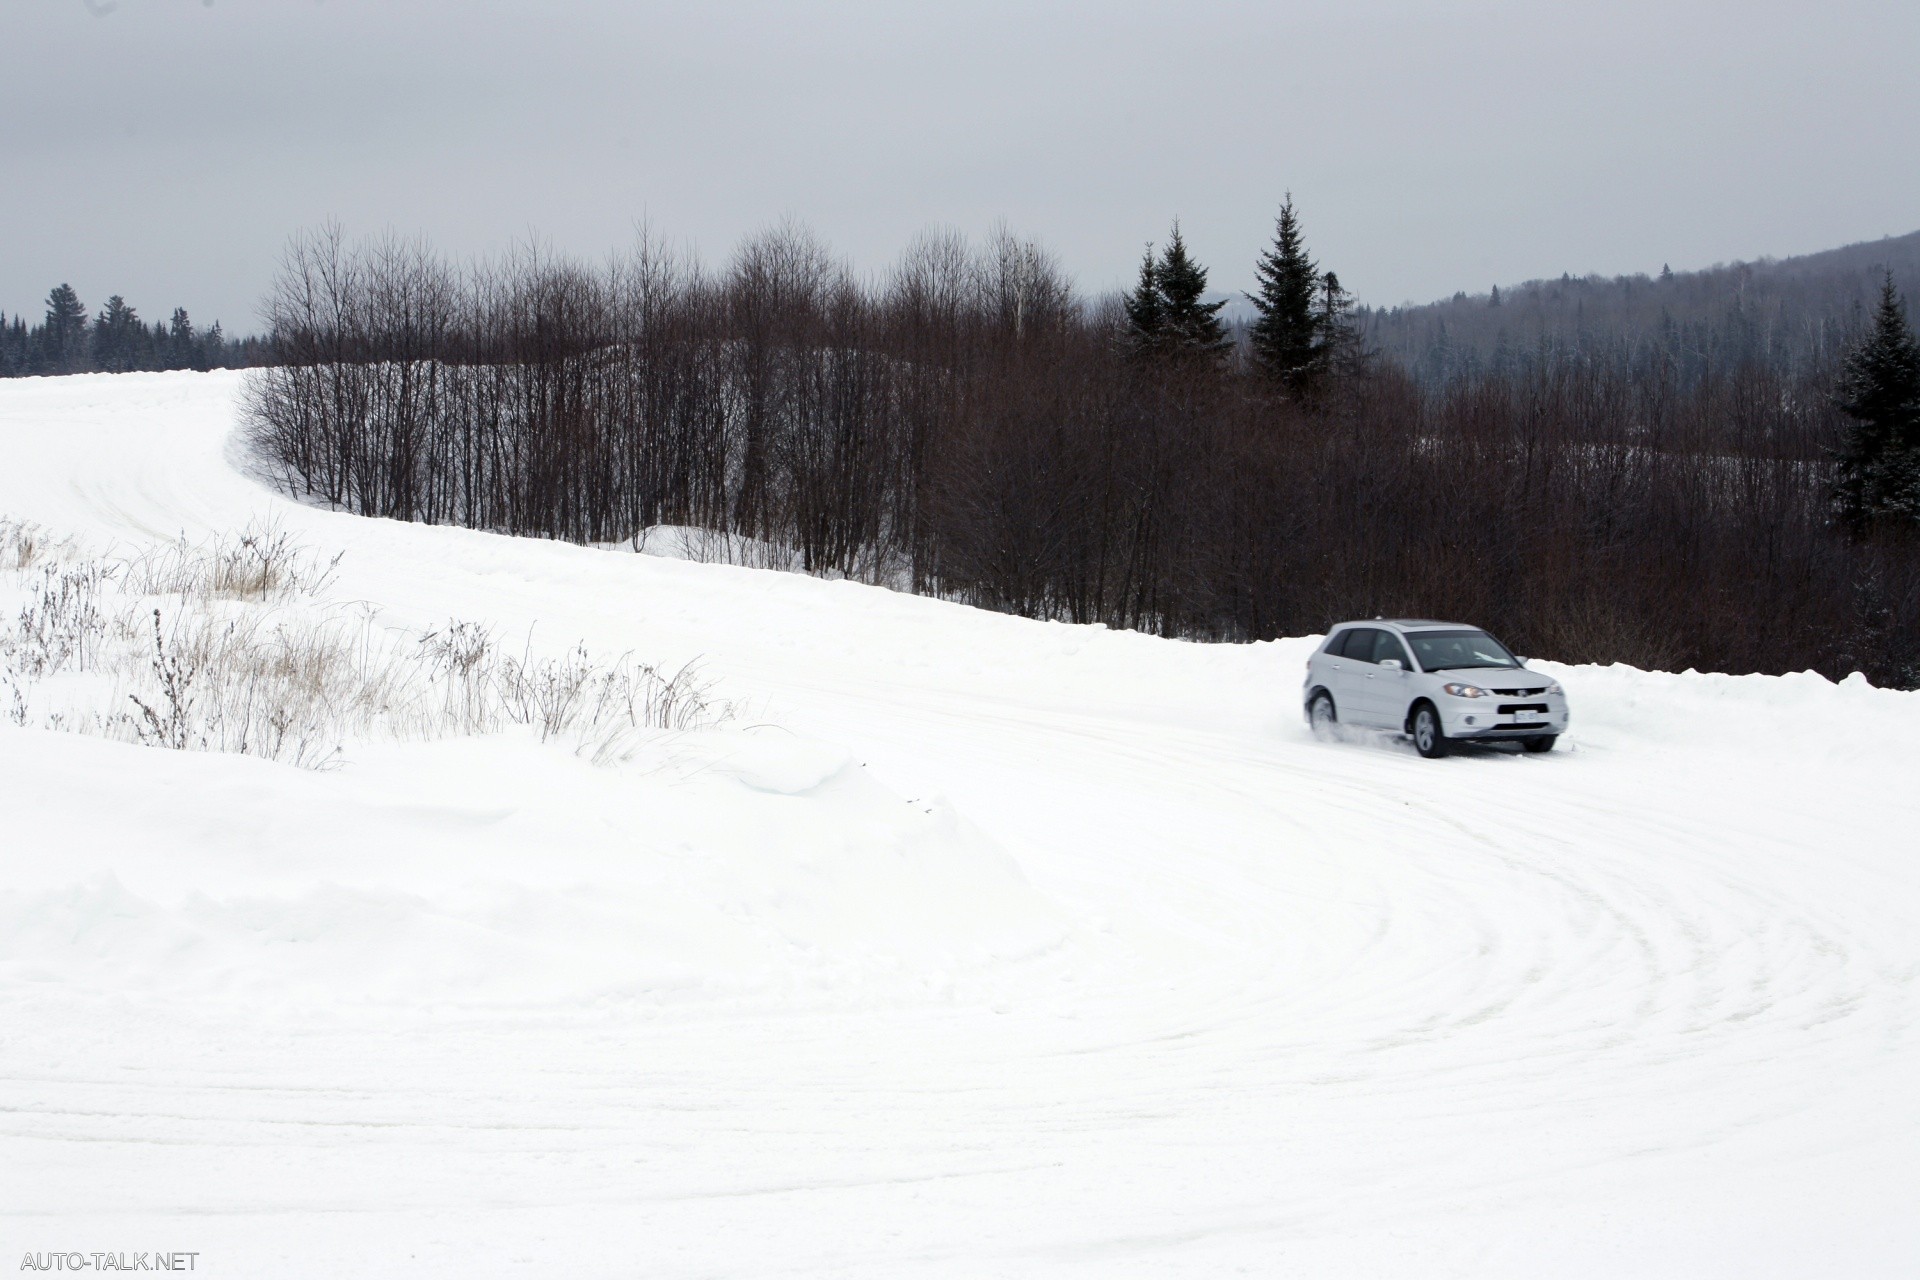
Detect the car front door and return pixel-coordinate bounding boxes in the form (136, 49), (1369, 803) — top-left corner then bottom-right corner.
(1354, 630), (1415, 729)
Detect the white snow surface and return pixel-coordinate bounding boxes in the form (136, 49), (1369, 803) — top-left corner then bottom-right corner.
(2, 372), (1917, 1277)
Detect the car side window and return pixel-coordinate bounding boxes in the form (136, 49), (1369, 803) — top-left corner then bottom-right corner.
(1341, 628), (1379, 664)
(1375, 633), (1413, 668)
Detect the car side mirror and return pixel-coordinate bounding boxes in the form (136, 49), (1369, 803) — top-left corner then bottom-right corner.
(1379, 658), (1403, 671)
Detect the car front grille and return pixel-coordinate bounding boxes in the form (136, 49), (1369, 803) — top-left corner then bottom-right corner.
(1496, 703), (1550, 715)
(1491, 687), (1549, 697)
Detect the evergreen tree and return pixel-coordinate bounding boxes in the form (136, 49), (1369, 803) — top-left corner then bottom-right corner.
(92, 295), (144, 372)
(0, 313), (20, 376)
(1153, 223), (1227, 356)
(1122, 245), (1165, 359)
(1422, 317), (1453, 383)
(1315, 270), (1363, 380)
(167, 307), (195, 370)
(1832, 276), (1920, 529)
(40, 283), (89, 373)
(0, 293), (239, 379)
(1248, 196), (1322, 391)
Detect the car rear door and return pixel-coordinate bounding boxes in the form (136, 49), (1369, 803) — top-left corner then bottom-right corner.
(1327, 627), (1379, 724)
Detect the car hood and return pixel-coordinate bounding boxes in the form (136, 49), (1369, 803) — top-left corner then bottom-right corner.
(1424, 666), (1556, 693)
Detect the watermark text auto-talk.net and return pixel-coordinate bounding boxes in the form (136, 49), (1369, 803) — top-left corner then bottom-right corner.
(20, 1255), (199, 1273)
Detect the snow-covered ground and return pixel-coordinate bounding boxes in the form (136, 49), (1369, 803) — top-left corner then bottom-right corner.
(2, 372), (1917, 1278)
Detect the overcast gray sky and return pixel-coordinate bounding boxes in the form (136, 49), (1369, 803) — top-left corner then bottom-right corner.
(4, 0), (1917, 331)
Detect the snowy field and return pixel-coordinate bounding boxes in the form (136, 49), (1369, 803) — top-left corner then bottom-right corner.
(2, 372), (1917, 1278)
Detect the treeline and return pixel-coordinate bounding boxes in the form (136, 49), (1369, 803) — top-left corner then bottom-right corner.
(0, 284), (264, 377)
(244, 218), (1920, 688)
(1367, 229), (1920, 388)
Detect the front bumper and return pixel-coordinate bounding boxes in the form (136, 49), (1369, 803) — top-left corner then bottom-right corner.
(1438, 699), (1569, 740)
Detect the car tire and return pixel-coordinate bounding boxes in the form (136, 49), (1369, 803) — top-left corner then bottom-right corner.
(1308, 690), (1338, 740)
(1411, 702), (1450, 758)
(1522, 734), (1557, 753)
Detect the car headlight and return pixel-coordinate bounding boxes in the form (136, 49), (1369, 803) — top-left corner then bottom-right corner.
(1545, 683), (1564, 697)
(1443, 683), (1488, 698)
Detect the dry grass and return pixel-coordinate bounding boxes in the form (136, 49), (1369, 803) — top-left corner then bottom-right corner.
(1, 516), (726, 768)
(123, 521), (342, 602)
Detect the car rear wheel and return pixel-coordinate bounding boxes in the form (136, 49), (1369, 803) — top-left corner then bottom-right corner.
(1308, 691), (1338, 740)
(1522, 734), (1557, 753)
(1412, 703), (1449, 758)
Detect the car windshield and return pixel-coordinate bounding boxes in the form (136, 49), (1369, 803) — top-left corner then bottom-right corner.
(1406, 629), (1519, 671)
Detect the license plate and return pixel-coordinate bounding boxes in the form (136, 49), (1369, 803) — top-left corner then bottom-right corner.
(1512, 709), (1544, 723)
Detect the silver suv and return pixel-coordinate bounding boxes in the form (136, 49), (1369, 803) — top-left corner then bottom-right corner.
(1303, 620), (1569, 757)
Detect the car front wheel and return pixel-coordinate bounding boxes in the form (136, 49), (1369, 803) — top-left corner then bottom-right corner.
(1412, 703), (1449, 758)
(1522, 734), (1557, 753)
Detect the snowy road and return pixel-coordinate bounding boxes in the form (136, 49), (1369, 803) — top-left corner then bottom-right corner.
(2, 373), (1917, 1277)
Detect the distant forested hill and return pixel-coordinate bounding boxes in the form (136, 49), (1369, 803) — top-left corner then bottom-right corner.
(1363, 230), (1920, 384)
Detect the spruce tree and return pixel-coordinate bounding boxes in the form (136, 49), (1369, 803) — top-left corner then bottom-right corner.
(1122, 245), (1165, 359)
(93, 295), (143, 372)
(40, 283), (89, 373)
(1248, 196), (1322, 391)
(1833, 276), (1920, 529)
(1153, 223), (1227, 356)
(167, 307), (195, 370)
(4, 315), (25, 377)
(1315, 270), (1363, 380)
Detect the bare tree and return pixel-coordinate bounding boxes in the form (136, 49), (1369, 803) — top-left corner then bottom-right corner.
(243, 222), (1920, 688)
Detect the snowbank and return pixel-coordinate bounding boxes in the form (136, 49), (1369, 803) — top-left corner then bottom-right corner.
(0, 725), (1065, 1009)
